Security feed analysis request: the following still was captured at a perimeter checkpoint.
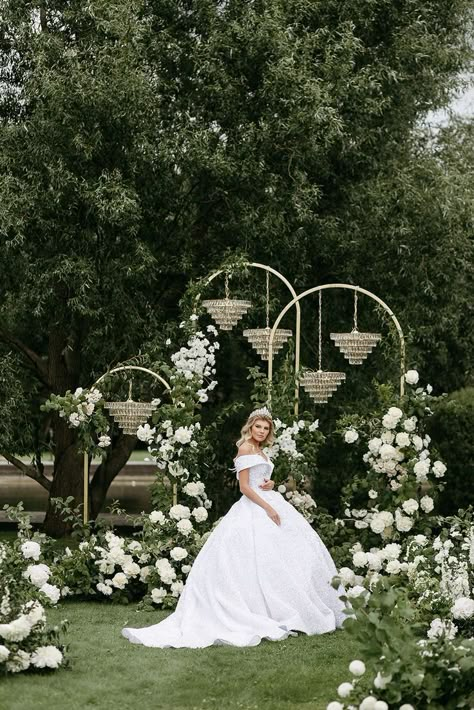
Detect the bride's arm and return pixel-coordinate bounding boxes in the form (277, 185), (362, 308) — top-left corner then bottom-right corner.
(238, 469), (281, 526)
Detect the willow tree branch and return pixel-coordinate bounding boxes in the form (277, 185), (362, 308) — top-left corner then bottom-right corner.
(0, 328), (49, 386)
(0, 452), (52, 492)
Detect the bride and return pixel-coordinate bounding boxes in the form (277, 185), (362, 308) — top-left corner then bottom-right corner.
(122, 407), (346, 648)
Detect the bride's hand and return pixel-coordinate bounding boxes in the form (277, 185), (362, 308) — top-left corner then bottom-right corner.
(259, 479), (275, 491)
(265, 506), (281, 526)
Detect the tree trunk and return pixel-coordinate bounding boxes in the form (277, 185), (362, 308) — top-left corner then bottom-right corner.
(89, 434), (138, 518)
(42, 436), (85, 537)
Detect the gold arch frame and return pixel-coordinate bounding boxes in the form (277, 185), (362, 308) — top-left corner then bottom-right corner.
(83, 365), (172, 524)
(195, 262), (301, 412)
(268, 284), (406, 408)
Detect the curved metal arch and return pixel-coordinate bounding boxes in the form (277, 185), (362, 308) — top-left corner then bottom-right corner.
(195, 262), (301, 411)
(268, 284), (406, 401)
(84, 365), (172, 524)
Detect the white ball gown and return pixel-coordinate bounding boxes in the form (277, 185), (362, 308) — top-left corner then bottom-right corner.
(122, 453), (346, 648)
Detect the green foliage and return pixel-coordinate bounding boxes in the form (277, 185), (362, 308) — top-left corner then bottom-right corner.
(335, 578), (474, 709)
(427, 387), (474, 514)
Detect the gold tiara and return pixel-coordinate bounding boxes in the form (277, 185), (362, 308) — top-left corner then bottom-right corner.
(249, 406), (272, 419)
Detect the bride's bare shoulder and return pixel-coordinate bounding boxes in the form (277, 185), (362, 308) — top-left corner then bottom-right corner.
(235, 443), (254, 459)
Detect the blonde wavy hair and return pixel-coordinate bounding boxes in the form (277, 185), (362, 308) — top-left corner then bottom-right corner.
(236, 414), (274, 449)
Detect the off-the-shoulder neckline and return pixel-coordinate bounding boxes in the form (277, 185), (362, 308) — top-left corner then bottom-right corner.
(234, 452), (271, 464)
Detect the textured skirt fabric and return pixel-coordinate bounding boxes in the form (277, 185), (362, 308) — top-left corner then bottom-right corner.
(122, 483), (346, 648)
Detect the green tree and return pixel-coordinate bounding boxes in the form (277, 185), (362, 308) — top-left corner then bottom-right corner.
(1, 0), (473, 535)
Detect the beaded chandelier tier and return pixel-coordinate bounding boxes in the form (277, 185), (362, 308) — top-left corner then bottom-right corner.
(104, 381), (157, 435)
(300, 291), (346, 404)
(330, 290), (381, 365)
(202, 272), (252, 331)
(243, 272), (292, 361)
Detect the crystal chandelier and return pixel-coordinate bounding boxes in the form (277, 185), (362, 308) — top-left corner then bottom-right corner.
(202, 272), (252, 331)
(243, 272), (292, 360)
(301, 291), (346, 404)
(104, 381), (157, 435)
(330, 290), (381, 364)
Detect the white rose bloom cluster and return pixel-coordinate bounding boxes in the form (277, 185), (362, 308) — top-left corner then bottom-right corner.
(171, 326), (219, 382)
(285, 490), (317, 523)
(266, 419), (318, 461)
(183, 481), (206, 498)
(155, 559), (176, 585)
(20, 541), (41, 561)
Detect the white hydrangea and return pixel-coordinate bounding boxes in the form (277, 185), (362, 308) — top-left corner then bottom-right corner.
(30, 645), (63, 669)
(20, 540), (41, 561)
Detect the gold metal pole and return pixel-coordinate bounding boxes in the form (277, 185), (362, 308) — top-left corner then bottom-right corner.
(83, 451), (89, 525)
(195, 262), (301, 414)
(172, 483), (177, 506)
(269, 284), (406, 399)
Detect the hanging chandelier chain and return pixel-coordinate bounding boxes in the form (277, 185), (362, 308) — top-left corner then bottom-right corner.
(318, 290), (322, 371)
(266, 271), (270, 329)
(225, 272), (230, 300)
(354, 290), (358, 331)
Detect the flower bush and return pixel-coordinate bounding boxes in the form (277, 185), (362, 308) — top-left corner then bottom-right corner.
(0, 506), (67, 674)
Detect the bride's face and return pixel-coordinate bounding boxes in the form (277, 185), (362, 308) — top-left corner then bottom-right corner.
(250, 418), (271, 444)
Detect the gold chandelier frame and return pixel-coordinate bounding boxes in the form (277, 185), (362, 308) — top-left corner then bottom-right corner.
(83, 365), (171, 524)
(268, 284), (406, 408)
(195, 262), (301, 412)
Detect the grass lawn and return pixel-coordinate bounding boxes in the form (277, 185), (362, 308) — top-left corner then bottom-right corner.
(1, 602), (359, 710)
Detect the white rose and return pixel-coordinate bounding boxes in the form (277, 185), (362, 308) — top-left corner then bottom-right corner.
(427, 618), (457, 639)
(137, 423), (156, 442)
(122, 561), (141, 577)
(379, 444), (396, 461)
(420, 495), (434, 513)
(413, 461), (429, 484)
(402, 499), (419, 515)
(0, 644), (9, 662)
(171, 580), (184, 597)
(412, 434), (423, 450)
(387, 407), (403, 420)
(382, 543), (401, 560)
(373, 672), (392, 689)
(39, 583), (61, 604)
(368, 438), (382, 454)
(98, 434), (111, 448)
(395, 511), (413, 532)
(177, 519), (193, 536)
(20, 540), (41, 561)
(373, 703), (388, 710)
(413, 535), (427, 546)
(278, 484), (286, 493)
(151, 588), (167, 604)
(68, 412), (81, 427)
(192, 507), (208, 523)
(338, 567), (356, 585)
(368, 489), (378, 499)
(366, 553), (382, 571)
(353, 551), (368, 568)
(337, 682), (353, 698)
(386, 560), (401, 574)
(174, 426), (192, 444)
(405, 370), (419, 385)
(170, 547), (188, 561)
(169, 505), (191, 521)
(149, 510), (166, 524)
(111, 572), (127, 589)
(433, 461), (447, 478)
(347, 586), (369, 600)
(359, 697), (377, 710)
(24, 563), (51, 588)
(403, 416), (417, 432)
(326, 703), (344, 710)
(382, 414), (398, 430)
(395, 432), (410, 448)
(399, 705), (415, 710)
(344, 429), (359, 444)
(451, 597), (474, 620)
(349, 660), (366, 676)
(183, 481), (206, 497)
(381, 430), (395, 444)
